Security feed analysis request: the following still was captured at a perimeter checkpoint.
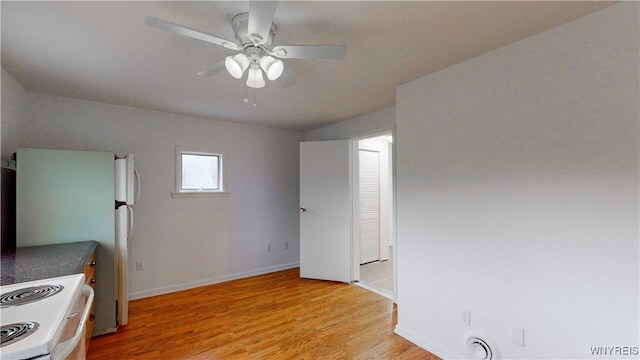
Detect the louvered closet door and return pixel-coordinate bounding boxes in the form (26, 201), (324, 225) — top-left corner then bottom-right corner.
(359, 149), (380, 264)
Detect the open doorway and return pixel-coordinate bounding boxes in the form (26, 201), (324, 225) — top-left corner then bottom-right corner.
(352, 132), (394, 299)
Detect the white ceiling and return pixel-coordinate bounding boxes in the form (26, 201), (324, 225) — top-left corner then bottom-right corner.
(1, 1), (613, 131)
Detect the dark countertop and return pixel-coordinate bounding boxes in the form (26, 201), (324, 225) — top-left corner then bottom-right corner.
(1, 241), (97, 285)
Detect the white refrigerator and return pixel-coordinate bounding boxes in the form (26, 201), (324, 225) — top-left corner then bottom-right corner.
(15, 148), (137, 335)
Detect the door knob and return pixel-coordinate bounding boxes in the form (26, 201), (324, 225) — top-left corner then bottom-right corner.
(300, 207), (307, 212)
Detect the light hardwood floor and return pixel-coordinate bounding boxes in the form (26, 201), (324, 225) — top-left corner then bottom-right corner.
(88, 268), (438, 359)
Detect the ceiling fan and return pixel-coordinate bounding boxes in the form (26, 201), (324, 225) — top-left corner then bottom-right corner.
(145, 1), (346, 89)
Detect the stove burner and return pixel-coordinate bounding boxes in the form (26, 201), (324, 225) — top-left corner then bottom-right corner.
(0, 285), (64, 307)
(0, 321), (39, 347)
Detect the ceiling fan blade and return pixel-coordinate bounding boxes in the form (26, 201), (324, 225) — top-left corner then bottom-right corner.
(196, 61), (226, 77)
(270, 45), (347, 60)
(276, 72), (296, 88)
(248, 1), (278, 45)
(145, 16), (241, 51)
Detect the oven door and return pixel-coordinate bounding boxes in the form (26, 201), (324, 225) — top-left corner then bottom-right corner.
(49, 285), (94, 360)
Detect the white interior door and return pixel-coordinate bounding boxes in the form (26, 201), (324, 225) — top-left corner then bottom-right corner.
(359, 149), (380, 264)
(300, 140), (352, 283)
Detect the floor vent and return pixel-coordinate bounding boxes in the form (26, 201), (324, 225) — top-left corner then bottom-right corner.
(466, 334), (500, 360)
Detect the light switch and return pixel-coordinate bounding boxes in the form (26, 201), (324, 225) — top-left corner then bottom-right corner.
(512, 327), (525, 347)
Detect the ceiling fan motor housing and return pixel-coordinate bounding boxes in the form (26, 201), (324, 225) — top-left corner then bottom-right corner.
(231, 12), (277, 50)
(228, 12), (284, 85)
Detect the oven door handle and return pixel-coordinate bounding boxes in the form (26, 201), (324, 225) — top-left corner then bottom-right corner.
(51, 284), (95, 360)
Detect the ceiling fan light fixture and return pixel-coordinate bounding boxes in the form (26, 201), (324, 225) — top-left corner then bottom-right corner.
(259, 56), (284, 81)
(225, 53), (250, 79)
(146, 5), (346, 94)
(247, 67), (266, 88)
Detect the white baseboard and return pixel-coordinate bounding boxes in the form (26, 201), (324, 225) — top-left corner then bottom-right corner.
(394, 324), (462, 360)
(129, 262), (300, 300)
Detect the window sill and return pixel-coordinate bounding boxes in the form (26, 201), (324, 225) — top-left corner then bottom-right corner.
(171, 191), (230, 198)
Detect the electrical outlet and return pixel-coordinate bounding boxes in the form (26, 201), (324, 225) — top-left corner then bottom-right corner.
(512, 327), (525, 347)
(283, 241), (289, 250)
(266, 243), (272, 252)
(461, 309), (471, 326)
(136, 261), (144, 271)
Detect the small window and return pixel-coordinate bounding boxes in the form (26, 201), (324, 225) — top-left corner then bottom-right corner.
(174, 148), (228, 197)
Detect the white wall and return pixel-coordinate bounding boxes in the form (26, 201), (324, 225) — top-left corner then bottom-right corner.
(1, 71), (304, 299)
(395, 3), (639, 359)
(1, 69), (29, 154)
(305, 106), (395, 141)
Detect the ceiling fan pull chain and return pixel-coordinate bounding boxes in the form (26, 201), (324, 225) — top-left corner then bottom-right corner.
(253, 84), (257, 107)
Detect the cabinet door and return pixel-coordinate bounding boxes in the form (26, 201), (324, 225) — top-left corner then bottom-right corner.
(83, 252), (97, 351)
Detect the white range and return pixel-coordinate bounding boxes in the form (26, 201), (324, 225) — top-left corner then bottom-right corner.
(0, 274), (94, 360)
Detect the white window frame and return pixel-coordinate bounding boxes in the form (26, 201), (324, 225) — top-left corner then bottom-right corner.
(172, 147), (229, 198)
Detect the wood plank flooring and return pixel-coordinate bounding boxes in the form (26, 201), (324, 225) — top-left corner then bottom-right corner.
(88, 268), (438, 359)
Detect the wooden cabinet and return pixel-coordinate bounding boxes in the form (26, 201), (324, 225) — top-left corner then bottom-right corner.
(82, 251), (97, 352)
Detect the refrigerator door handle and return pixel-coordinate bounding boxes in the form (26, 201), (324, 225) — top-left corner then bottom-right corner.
(127, 206), (134, 240)
(134, 169), (141, 203)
